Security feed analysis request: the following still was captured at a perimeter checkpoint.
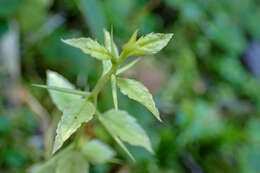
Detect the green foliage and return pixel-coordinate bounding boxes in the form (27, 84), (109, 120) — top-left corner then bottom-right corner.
(99, 109), (153, 153)
(2, 0), (260, 172)
(52, 99), (95, 154)
(32, 30), (172, 172)
(123, 32), (173, 57)
(82, 139), (115, 164)
(116, 77), (161, 121)
(47, 70), (81, 111)
(56, 151), (88, 173)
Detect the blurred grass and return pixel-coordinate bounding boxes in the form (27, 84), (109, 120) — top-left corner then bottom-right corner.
(1, 0), (260, 172)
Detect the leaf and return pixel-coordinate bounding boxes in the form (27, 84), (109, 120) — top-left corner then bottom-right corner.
(47, 70), (81, 111)
(102, 29), (119, 76)
(98, 114), (135, 161)
(123, 32), (173, 57)
(111, 75), (118, 110)
(128, 29), (139, 44)
(32, 84), (90, 97)
(102, 60), (112, 76)
(99, 109), (153, 153)
(116, 58), (140, 75)
(53, 99), (95, 154)
(82, 139), (115, 164)
(32, 161), (56, 173)
(33, 144), (74, 173)
(56, 151), (89, 173)
(104, 29), (119, 58)
(117, 77), (161, 121)
(62, 38), (112, 60)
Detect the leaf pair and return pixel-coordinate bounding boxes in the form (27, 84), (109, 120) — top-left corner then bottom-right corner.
(102, 30), (162, 121)
(42, 71), (95, 154)
(63, 30), (173, 76)
(123, 31), (173, 57)
(34, 139), (115, 173)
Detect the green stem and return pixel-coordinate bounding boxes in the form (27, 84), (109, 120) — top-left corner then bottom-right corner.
(74, 50), (128, 153)
(90, 50), (128, 101)
(91, 63), (118, 99)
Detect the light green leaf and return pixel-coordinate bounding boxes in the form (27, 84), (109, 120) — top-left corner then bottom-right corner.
(102, 29), (119, 76)
(116, 58), (140, 75)
(47, 70), (81, 111)
(53, 99), (95, 154)
(117, 77), (161, 121)
(104, 29), (119, 58)
(99, 109), (153, 153)
(82, 139), (115, 164)
(33, 144), (74, 173)
(123, 32), (173, 57)
(98, 113), (135, 161)
(128, 30), (139, 44)
(62, 38), (112, 60)
(56, 151), (89, 173)
(32, 161), (56, 173)
(102, 60), (112, 76)
(111, 75), (118, 110)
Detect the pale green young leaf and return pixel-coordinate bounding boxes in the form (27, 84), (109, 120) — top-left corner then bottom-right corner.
(102, 60), (112, 76)
(56, 151), (89, 173)
(116, 58), (140, 75)
(47, 70), (81, 111)
(62, 38), (112, 60)
(98, 113), (135, 161)
(82, 139), (115, 164)
(53, 99), (95, 154)
(102, 29), (119, 76)
(123, 32), (173, 57)
(33, 144), (74, 173)
(128, 29), (138, 44)
(111, 75), (118, 110)
(99, 109), (153, 153)
(104, 29), (119, 58)
(32, 161), (56, 173)
(117, 77), (161, 122)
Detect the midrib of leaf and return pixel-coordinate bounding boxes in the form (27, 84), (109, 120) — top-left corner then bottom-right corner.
(117, 78), (161, 121)
(119, 79), (142, 99)
(91, 47), (111, 56)
(53, 100), (94, 154)
(137, 35), (164, 46)
(101, 111), (152, 153)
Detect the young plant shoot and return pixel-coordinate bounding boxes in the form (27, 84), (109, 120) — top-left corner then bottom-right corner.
(33, 30), (173, 173)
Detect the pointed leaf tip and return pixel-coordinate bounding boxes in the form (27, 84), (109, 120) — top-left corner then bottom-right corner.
(47, 70), (80, 111)
(123, 32), (173, 57)
(117, 77), (162, 122)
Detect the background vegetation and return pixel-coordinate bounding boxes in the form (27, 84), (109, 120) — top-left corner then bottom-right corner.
(1, 0), (260, 172)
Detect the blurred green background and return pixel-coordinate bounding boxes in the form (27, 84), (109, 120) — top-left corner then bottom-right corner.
(1, 0), (260, 172)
